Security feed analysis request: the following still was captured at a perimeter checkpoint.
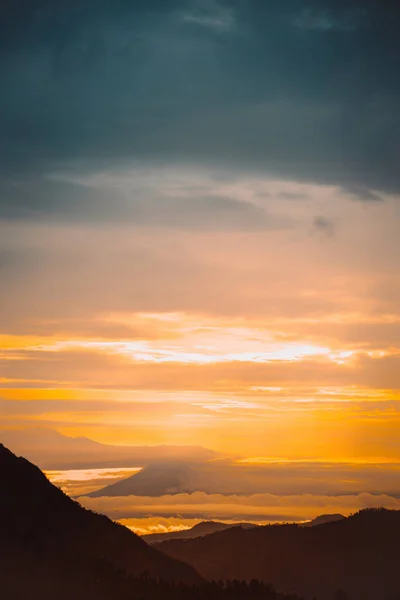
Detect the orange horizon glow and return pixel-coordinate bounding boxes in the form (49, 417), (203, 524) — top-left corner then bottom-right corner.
(1, 176), (399, 493)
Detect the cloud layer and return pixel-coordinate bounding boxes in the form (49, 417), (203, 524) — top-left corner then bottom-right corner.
(1, 0), (400, 193)
(81, 490), (400, 530)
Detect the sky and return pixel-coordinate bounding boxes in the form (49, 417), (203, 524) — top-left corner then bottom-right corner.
(1, 0), (400, 532)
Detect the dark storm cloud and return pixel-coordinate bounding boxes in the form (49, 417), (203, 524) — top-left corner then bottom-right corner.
(0, 0), (399, 219)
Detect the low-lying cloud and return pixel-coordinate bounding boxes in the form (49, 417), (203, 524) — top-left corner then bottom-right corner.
(79, 490), (400, 526)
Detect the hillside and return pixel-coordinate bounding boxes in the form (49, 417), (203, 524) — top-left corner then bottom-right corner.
(158, 508), (400, 600)
(0, 443), (202, 597)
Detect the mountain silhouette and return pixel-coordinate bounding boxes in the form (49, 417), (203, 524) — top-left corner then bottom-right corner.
(158, 508), (400, 600)
(143, 521), (259, 544)
(0, 443), (202, 597)
(0, 443), (308, 600)
(0, 427), (217, 469)
(301, 514), (345, 527)
(86, 460), (306, 499)
(87, 461), (203, 497)
(143, 516), (345, 545)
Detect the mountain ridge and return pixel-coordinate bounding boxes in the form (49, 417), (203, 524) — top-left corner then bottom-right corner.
(158, 508), (400, 600)
(144, 515), (346, 545)
(143, 520), (259, 544)
(0, 442), (202, 587)
(301, 513), (345, 527)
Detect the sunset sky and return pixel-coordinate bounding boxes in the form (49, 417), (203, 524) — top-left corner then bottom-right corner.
(1, 0), (400, 532)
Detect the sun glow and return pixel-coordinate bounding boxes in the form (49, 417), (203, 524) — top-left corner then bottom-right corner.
(1, 308), (399, 457)
(1, 312), (362, 366)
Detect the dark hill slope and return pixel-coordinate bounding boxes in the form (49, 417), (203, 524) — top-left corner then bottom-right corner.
(0, 443), (201, 597)
(158, 508), (400, 600)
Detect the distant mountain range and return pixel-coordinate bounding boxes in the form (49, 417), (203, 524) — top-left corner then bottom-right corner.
(158, 508), (400, 600)
(4, 429), (399, 503)
(0, 427), (216, 469)
(142, 521), (259, 544)
(143, 515), (345, 544)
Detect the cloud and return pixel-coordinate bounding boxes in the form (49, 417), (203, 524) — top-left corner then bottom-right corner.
(0, 0), (399, 196)
(79, 490), (400, 524)
(2, 345), (400, 392)
(0, 182), (398, 333)
(181, 1), (235, 32)
(294, 7), (366, 32)
(129, 520), (194, 536)
(342, 185), (383, 202)
(82, 457), (400, 498)
(45, 466), (142, 496)
(312, 215), (335, 237)
(0, 175), (277, 230)
(1, 1), (399, 480)
(277, 191), (308, 201)
(0, 426), (217, 469)
(0, 174), (284, 231)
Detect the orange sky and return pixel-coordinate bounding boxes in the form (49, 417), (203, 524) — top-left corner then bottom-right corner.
(2, 0), (400, 537)
(1, 172), (399, 463)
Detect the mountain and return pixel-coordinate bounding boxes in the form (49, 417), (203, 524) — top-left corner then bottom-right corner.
(0, 444), (307, 600)
(0, 427), (216, 469)
(143, 515), (345, 545)
(0, 443), (202, 597)
(85, 459), (302, 499)
(301, 513), (345, 527)
(87, 461), (203, 497)
(143, 521), (259, 544)
(158, 509), (400, 600)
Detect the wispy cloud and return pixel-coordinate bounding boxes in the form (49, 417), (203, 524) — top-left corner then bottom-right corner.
(294, 7), (366, 32)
